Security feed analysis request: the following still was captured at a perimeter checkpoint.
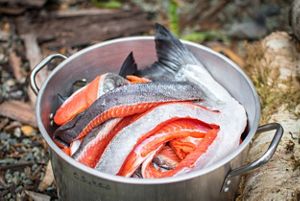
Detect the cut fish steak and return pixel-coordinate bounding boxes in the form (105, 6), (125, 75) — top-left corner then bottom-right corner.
(95, 102), (224, 176)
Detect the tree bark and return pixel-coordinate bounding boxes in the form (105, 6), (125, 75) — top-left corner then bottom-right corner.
(237, 32), (300, 201)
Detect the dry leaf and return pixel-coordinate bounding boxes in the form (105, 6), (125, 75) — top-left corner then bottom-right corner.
(25, 190), (50, 201)
(0, 100), (37, 127)
(38, 161), (54, 191)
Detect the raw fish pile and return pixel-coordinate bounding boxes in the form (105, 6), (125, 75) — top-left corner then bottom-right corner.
(52, 24), (247, 178)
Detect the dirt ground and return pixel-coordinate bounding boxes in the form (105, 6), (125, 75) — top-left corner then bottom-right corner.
(0, 0), (293, 200)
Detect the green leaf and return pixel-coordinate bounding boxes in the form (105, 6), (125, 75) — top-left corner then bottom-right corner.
(167, 0), (179, 36)
(91, 0), (122, 9)
(182, 31), (229, 43)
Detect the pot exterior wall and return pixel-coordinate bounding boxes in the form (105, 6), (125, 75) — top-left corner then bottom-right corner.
(35, 37), (259, 201)
(51, 145), (249, 201)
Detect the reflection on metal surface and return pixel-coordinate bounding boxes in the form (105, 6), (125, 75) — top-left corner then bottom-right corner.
(221, 123), (283, 192)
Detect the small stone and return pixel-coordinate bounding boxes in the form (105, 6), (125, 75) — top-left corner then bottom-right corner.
(15, 185), (23, 193)
(14, 127), (21, 138)
(21, 125), (36, 137)
(9, 90), (23, 99)
(5, 79), (15, 87)
(6, 193), (11, 198)
(0, 53), (7, 64)
(0, 31), (9, 41)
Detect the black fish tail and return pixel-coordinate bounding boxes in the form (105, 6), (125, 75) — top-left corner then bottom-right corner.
(118, 52), (137, 77)
(154, 23), (200, 72)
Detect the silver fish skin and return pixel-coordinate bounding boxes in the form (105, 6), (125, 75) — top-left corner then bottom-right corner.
(54, 82), (206, 144)
(72, 118), (122, 159)
(95, 102), (223, 175)
(149, 24), (233, 102)
(146, 23), (247, 168)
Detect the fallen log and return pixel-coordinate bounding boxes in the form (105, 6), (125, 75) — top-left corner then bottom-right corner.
(15, 9), (152, 49)
(236, 32), (300, 201)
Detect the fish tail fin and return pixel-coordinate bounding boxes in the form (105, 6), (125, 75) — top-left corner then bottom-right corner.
(154, 23), (200, 72)
(118, 52), (138, 77)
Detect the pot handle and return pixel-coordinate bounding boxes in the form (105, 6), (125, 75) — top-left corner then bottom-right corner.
(30, 54), (67, 95)
(221, 123), (283, 192)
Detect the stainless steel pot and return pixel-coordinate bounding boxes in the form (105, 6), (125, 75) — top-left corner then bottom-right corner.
(30, 37), (283, 201)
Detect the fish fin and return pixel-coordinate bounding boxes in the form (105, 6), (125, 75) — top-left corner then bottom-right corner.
(136, 62), (173, 81)
(154, 23), (201, 72)
(118, 52), (138, 77)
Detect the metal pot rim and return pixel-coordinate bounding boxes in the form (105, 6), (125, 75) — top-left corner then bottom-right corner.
(36, 36), (261, 184)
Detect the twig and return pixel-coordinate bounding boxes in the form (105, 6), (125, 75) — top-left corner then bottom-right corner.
(200, 0), (231, 22)
(8, 51), (23, 81)
(0, 161), (33, 171)
(50, 8), (117, 18)
(184, 0), (210, 25)
(211, 44), (245, 67)
(22, 34), (46, 105)
(0, 7), (25, 15)
(0, 100), (37, 127)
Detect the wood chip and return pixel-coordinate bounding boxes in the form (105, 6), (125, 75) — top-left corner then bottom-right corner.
(8, 51), (23, 81)
(3, 121), (21, 131)
(25, 190), (50, 201)
(38, 161), (54, 191)
(0, 100), (37, 127)
(0, 161), (33, 171)
(0, 118), (9, 130)
(21, 125), (36, 136)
